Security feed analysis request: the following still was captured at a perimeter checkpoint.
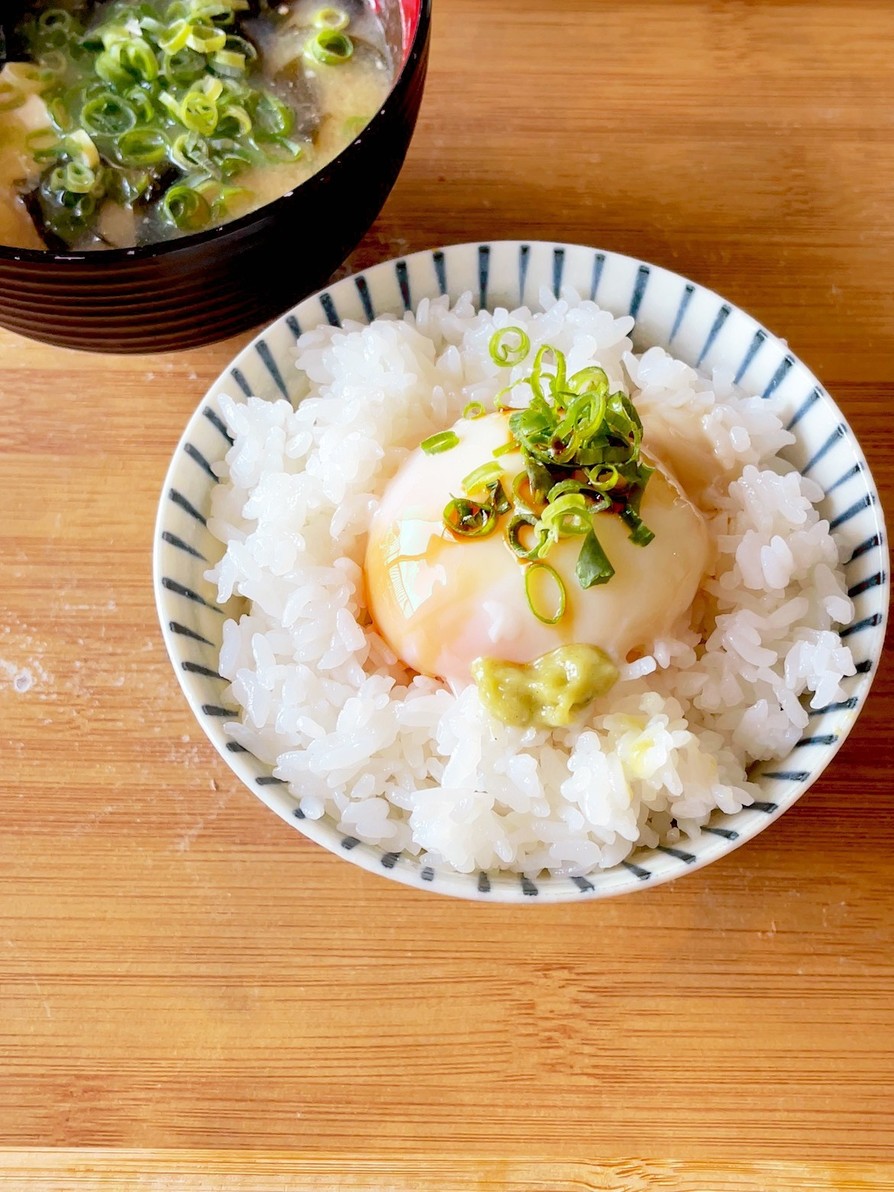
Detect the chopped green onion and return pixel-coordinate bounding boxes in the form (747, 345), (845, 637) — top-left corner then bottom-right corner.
(35, 8), (75, 48)
(215, 144), (254, 176)
(576, 529), (615, 588)
(212, 48), (247, 74)
(506, 513), (548, 560)
(567, 365), (610, 398)
(217, 103), (253, 137)
(545, 477), (587, 503)
(463, 401), (486, 420)
(488, 480), (512, 516)
(305, 29), (354, 65)
(37, 50), (67, 78)
(125, 86), (157, 126)
(58, 161), (97, 194)
(182, 90), (219, 135)
(604, 390), (643, 451)
(116, 127), (170, 166)
(524, 562), (566, 625)
(221, 33), (258, 64)
(586, 464), (619, 492)
(252, 92), (295, 139)
(492, 440), (517, 457)
(159, 19), (191, 55)
(420, 430), (460, 455)
(81, 92), (137, 136)
(525, 458), (553, 504)
(488, 326), (531, 367)
(529, 344), (566, 402)
(515, 467), (564, 515)
(162, 47), (207, 86)
(186, 23), (227, 53)
(443, 497), (498, 539)
(538, 492), (591, 539)
(264, 136), (304, 162)
(120, 39), (161, 84)
(313, 7), (350, 30)
(162, 182), (211, 229)
(46, 94), (73, 131)
(38, 8), (75, 33)
(170, 130), (215, 173)
(462, 461), (503, 496)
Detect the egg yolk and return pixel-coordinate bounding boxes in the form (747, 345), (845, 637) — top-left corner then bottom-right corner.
(364, 412), (710, 688)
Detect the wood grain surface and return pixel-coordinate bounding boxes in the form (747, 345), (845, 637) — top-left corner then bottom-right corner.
(2, 1152), (894, 1191)
(1, 0), (892, 1186)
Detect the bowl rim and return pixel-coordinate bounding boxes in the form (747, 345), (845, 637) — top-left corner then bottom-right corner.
(153, 238), (891, 903)
(0, 0), (432, 265)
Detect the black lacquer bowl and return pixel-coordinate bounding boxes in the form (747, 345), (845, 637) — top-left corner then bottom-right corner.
(0, 0), (430, 353)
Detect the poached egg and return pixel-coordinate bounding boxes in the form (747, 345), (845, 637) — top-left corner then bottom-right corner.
(364, 411), (710, 688)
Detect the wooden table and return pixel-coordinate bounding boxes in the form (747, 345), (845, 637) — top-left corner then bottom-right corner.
(2, 1), (892, 1187)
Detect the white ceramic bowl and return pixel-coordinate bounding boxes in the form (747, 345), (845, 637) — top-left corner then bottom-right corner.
(153, 241), (889, 902)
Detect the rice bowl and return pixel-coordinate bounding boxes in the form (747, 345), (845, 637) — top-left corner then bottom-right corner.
(154, 242), (889, 901)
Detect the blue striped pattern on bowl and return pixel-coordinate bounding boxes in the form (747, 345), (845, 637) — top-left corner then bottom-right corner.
(153, 242), (889, 903)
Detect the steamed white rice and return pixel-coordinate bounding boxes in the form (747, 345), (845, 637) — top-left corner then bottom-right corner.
(205, 292), (856, 876)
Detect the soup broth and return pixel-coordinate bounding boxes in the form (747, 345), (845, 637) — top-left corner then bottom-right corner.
(0, 0), (393, 250)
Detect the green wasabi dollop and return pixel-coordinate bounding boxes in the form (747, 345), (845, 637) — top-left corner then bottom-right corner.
(471, 644), (619, 730)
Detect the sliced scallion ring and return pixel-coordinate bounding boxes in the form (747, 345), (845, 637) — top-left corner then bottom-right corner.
(180, 89), (220, 135)
(217, 103), (253, 137)
(524, 562), (566, 625)
(488, 325), (531, 367)
(116, 126), (169, 166)
(586, 464), (620, 492)
(186, 23), (227, 54)
(162, 182), (212, 230)
(313, 7), (350, 30)
(119, 39), (160, 83)
(158, 19), (191, 55)
(538, 492), (591, 539)
(462, 460), (503, 496)
(305, 29), (354, 66)
(162, 46), (206, 86)
(61, 160), (97, 193)
(37, 8), (75, 33)
(506, 513), (547, 560)
(420, 430), (460, 455)
(37, 50), (67, 77)
(211, 48), (247, 74)
(443, 497), (498, 539)
(81, 92), (137, 136)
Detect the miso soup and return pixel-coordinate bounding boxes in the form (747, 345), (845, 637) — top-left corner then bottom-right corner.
(0, 0), (393, 250)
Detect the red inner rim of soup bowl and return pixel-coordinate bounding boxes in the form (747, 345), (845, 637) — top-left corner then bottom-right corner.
(371, 0), (422, 59)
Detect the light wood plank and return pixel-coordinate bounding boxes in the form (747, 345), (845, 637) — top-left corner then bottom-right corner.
(1, 1153), (893, 1191)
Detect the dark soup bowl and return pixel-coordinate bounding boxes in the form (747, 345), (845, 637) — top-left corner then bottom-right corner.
(0, 0), (430, 352)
